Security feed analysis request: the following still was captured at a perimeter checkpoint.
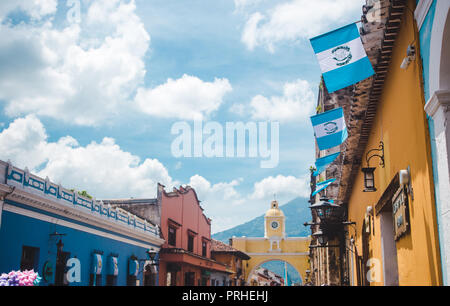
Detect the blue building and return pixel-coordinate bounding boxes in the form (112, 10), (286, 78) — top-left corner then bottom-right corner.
(0, 160), (164, 286)
(415, 0), (450, 285)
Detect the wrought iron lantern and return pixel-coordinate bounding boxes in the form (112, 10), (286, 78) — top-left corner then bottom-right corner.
(362, 167), (377, 192)
(56, 239), (64, 253)
(309, 198), (342, 223)
(312, 230), (328, 246)
(146, 248), (159, 266)
(362, 141), (385, 192)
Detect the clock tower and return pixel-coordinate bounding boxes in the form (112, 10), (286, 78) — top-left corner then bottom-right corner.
(264, 200), (285, 252)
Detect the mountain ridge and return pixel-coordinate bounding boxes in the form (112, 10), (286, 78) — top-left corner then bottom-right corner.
(212, 197), (311, 243)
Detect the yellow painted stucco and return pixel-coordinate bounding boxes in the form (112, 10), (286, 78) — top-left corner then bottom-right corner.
(347, 0), (442, 286)
(231, 201), (311, 284)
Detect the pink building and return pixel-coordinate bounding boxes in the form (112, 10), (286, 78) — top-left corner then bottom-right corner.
(157, 184), (229, 286)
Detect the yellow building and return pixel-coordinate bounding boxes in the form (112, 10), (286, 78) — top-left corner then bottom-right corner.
(210, 239), (251, 286)
(231, 200), (311, 285)
(339, 0), (442, 286)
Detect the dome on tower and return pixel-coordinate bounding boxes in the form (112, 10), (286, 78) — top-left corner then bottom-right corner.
(265, 200), (285, 217)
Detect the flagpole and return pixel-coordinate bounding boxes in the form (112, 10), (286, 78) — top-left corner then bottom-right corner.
(284, 261), (288, 287)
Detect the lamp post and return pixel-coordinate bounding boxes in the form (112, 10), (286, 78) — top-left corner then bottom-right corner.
(143, 248), (159, 286)
(307, 198), (354, 286)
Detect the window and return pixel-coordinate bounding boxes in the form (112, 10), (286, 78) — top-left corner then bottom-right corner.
(188, 234), (194, 252)
(202, 241), (207, 257)
(168, 226), (177, 246)
(184, 272), (195, 286)
(20, 246), (39, 271)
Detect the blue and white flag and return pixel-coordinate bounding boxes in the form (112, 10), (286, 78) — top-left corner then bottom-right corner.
(311, 107), (348, 151)
(312, 178), (336, 197)
(313, 152), (340, 177)
(310, 23), (375, 93)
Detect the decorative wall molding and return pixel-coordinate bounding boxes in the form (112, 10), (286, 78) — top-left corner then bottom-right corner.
(424, 90), (450, 118)
(0, 183), (165, 247)
(415, 0), (434, 30)
(1, 162), (163, 242)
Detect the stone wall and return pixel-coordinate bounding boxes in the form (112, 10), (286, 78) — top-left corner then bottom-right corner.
(104, 199), (161, 227)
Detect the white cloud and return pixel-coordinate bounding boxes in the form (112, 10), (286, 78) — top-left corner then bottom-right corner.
(0, 0), (149, 126)
(0, 116), (310, 233)
(135, 74), (232, 121)
(241, 0), (363, 52)
(0, 0), (57, 21)
(250, 174), (310, 200)
(0, 0), (234, 125)
(188, 174), (242, 202)
(186, 174), (247, 233)
(250, 79), (316, 123)
(228, 103), (247, 116)
(0, 115), (49, 170)
(0, 116), (174, 199)
(187, 173), (309, 233)
(234, 0), (263, 12)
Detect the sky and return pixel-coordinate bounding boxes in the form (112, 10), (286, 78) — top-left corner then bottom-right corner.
(0, 0), (365, 234)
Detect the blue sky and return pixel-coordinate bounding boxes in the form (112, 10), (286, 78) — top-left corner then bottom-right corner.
(0, 0), (364, 233)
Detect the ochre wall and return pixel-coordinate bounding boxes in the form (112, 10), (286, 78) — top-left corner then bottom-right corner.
(232, 237), (311, 284)
(347, 0), (442, 286)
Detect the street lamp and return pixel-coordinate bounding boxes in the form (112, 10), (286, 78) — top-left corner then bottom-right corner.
(362, 141), (385, 192)
(146, 248), (158, 265)
(56, 239), (64, 253)
(309, 198), (342, 223)
(312, 230), (328, 246)
(362, 167), (377, 192)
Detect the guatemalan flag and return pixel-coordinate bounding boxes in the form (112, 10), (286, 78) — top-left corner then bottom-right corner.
(310, 23), (375, 93)
(311, 107), (348, 151)
(313, 152), (340, 177)
(312, 178), (337, 197)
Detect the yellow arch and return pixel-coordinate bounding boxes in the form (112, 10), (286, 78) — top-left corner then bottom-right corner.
(231, 237), (311, 286)
(246, 258), (304, 285)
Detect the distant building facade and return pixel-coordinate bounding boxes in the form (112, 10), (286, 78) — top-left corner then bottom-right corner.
(211, 239), (251, 286)
(250, 267), (284, 286)
(0, 160), (164, 286)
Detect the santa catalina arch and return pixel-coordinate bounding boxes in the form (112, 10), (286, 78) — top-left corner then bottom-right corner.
(231, 200), (311, 285)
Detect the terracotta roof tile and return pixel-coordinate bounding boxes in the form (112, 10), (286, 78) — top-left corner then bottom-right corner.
(211, 239), (251, 260)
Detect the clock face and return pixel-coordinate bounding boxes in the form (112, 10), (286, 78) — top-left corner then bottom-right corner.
(271, 221), (279, 229)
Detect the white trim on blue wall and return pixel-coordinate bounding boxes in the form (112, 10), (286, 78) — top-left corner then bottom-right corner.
(415, 0), (434, 30)
(0, 183), (165, 247)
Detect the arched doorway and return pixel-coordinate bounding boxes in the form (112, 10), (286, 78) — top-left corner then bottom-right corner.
(428, 4), (450, 93)
(247, 259), (303, 286)
(439, 10), (450, 90)
(424, 1), (450, 285)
